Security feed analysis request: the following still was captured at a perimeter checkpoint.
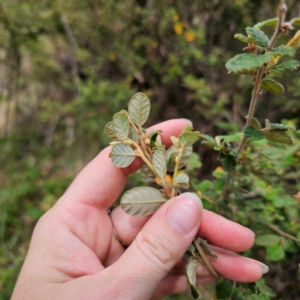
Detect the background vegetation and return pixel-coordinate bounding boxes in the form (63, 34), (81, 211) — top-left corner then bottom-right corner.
(0, 0), (299, 299)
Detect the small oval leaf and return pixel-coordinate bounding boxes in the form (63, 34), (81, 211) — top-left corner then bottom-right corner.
(226, 54), (271, 73)
(243, 126), (265, 141)
(265, 130), (293, 144)
(121, 187), (167, 216)
(174, 173), (189, 189)
(272, 60), (300, 72)
(105, 121), (118, 140)
(113, 111), (130, 139)
(110, 143), (136, 168)
(178, 131), (200, 148)
(246, 27), (269, 48)
(152, 148), (166, 179)
(261, 78), (284, 95)
(255, 234), (281, 246)
(186, 259), (200, 299)
(266, 244), (285, 261)
(128, 92), (150, 126)
(267, 46), (295, 56)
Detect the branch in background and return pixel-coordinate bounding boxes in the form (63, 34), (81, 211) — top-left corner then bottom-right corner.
(57, 0), (81, 96)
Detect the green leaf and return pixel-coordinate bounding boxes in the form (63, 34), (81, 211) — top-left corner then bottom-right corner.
(250, 118), (262, 130)
(216, 280), (233, 299)
(121, 187), (166, 216)
(271, 60), (300, 72)
(282, 239), (298, 253)
(197, 180), (212, 192)
(128, 92), (150, 126)
(152, 148), (166, 179)
(199, 134), (217, 148)
(174, 173), (189, 189)
(255, 234), (280, 246)
(243, 126), (265, 141)
(291, 17), (300, 26)
(273, 194), (297, 208)
(261, 78), (284, 95)
(246, 27), (269, 47)
(187, 152), (202, 171)
(254, 18), (277, 29)
(266, 244), (285, 261)
(112, 111), (130, 139)
(110, 143), (136, 168)
(186, 258), (200, 299)
(226, 54), (270, 73)
(181, 125), (193, 134)
(219, 153), (236, 172)
(267, 46), (295, 56)
(165, 145), (193, 171)
(265, 130), (293, 144)
(104, 121), (118, 141)
(234, 33), (250, 43)
(178, 131), (200, 148)
(245, 200), (265, 210)
(268, 123), (295, 131)
(148, 130), (162, 147)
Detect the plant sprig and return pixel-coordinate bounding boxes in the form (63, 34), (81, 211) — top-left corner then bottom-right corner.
(105, 92), (218, 298)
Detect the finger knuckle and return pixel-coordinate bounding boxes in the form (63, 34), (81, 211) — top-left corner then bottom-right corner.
(135, 230), (174, 273)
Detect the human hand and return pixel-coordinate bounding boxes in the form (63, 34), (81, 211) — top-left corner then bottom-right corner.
(12, 119), (268, 300)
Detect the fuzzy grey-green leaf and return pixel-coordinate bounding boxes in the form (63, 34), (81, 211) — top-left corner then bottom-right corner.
(234, 33), (250, 43)
(254, 18), (277, 29)
(128, 92), (150, 126)
(243, 126), (265, 141)
(226, 54), (271, 73)
(121, 187), (167, 216)
(112, 111), (130, 139)
(178, 131), (200, 148)
(174, 173), (189, 189)
(267, 46), (295, 57)
(246, 27), (269, 47)
(110, 143), (136, 167)
(261, 78), (284, 95)
(265, 130), (293, 144)
(105, 121), (118, 141)
(186, 259), (200, 299)
(272, 60), (300, 72)
(152, 148), (166, 179)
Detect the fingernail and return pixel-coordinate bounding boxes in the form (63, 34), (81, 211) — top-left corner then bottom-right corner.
(181, 118), (193, 127)
(165, 193), (202, 235)
(246, 258), (269, 274)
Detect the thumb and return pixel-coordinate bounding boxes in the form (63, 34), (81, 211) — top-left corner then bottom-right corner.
(110, 192), (203, 300)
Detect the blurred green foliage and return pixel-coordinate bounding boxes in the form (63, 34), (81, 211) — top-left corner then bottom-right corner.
(0, 0), (300, 299)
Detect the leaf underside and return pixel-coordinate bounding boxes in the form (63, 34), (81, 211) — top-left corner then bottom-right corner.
(105, 121), (118, 140)
(186, 259), (200, 299)
(261, 78), (284, 95)
(111, 143), (136, 167)
(113, 111), (130, 139)
(174, 173), (190, 189)
(128, 92), (151, 126)
(121, 186), (167, 216)
(152, 148), (167, 179)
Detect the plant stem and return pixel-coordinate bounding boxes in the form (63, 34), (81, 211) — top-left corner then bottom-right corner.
(171, 147), (184, 197)
(267, 223), (300, 243)
(220, 3), (287, 201)
(193, 238), (219, 278)
(267, 2), (287, 51)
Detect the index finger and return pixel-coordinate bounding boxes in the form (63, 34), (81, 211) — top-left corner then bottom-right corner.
(60, 119), (191, 208)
